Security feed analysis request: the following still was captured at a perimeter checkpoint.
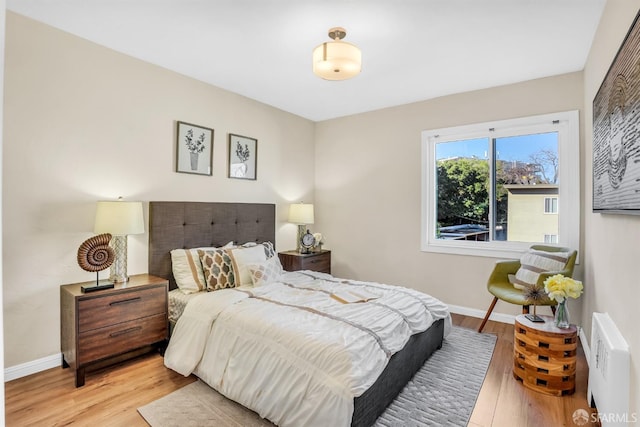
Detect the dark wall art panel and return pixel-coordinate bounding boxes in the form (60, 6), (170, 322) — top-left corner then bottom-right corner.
(593, 10), (640, 214)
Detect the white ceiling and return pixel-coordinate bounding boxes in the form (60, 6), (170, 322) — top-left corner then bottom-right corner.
(7, 0), (606, 122)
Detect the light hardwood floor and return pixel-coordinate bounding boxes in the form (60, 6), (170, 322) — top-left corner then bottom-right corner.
(5, 314), (599, 426)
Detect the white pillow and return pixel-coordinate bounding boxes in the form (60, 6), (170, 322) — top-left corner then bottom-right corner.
(227, 244), (268, 286)
(247, 256), (284, 287)
(171, 242), (233, 294)
(511, 249), (570, 290)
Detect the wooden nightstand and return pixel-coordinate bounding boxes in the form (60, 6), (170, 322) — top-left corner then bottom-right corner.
(60, 274), (168, 387)
(513, 314), (577, 396)
(278, 250), (331, 274)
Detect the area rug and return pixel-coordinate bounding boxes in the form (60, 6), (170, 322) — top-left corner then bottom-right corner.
(138, 326), (497, 427)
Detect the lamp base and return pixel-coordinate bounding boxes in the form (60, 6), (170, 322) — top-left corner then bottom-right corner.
(296, 225), (305, 253)
(110, 274), (130, 284)
(109, 235), (130, 283)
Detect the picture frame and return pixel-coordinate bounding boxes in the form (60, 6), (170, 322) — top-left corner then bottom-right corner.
(176, 121), (214, 176)
(592, 10), (640, 214)
(228, 133), (258, 180)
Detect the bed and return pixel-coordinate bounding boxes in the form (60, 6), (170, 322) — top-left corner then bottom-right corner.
(148, 201), (450, 427)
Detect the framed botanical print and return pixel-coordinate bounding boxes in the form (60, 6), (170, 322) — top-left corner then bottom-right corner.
(176, 121), (214, 176)
(228, 133), (257, 180)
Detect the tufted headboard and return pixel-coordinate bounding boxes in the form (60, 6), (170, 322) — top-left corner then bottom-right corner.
(148, 201), (276, 290)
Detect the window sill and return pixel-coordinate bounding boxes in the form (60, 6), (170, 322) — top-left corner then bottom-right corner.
(421, 240), (533, 260)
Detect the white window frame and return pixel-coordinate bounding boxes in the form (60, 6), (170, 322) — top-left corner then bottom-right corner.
(544, 197), (559, 214)
(421, 110), (580, 259)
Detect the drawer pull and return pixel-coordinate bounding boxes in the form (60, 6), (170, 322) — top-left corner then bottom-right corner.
(109, 297), (141, 306)
(310, 259), (319, 263)
(109, 326), (142, 338)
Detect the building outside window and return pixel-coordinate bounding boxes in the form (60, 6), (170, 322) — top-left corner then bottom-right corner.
(506, 185), (559, 243)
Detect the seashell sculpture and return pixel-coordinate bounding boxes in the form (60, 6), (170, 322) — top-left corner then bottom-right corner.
(77, 233), (115, 272)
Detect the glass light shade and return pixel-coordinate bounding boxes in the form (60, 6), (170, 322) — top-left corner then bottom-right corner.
(313, 41), (361, 80)
(288, 203), (314, 225)
(94, 201), (144, 236)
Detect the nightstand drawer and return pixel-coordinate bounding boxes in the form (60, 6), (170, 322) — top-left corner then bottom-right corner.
(61, 274), (169, 387)
(78, 286), (166, 332)
(78, 313), (167, 364)
(278, 250), (331, 274)
(300, 255), (330, 272)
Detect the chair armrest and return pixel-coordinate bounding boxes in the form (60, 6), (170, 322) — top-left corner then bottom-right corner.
(488, 259), (520, 284)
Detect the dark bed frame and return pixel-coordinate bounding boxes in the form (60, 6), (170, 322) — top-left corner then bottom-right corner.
(148, 201), (444, 427)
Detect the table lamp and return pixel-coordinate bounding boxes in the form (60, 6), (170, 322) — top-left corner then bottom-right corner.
(288, 203), (314, 253)
(94, 198), (144, 283)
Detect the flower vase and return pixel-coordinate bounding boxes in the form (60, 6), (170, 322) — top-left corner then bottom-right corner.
(554, 299), (570, 328)
(190, 152), (199, 170)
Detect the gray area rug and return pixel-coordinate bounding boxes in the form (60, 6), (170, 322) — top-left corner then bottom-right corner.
(138, 326), (496, 427)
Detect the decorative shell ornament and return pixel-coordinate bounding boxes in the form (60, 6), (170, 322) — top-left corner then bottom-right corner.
(77, 233), (115, 272)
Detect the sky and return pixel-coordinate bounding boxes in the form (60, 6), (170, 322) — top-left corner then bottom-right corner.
(435, 132), (558, 163)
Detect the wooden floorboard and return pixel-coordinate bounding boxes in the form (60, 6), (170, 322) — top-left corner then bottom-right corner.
(5, 314), (599, 426)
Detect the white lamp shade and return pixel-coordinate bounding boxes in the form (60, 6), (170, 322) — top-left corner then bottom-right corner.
(289, 203), (314, 225)
(94, 201), (144, 235)
(313, 41), (361, 80)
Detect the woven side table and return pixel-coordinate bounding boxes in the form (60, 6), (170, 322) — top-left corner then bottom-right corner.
(513, 314), (577, 396)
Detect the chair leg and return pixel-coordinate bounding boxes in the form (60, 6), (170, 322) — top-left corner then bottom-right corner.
(478, 297), (498, 333)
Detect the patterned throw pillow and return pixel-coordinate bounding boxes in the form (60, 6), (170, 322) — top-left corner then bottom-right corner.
(227, 244), (268, 286)
(171, 248), (207, 294)
(511, 249), (570, 290)
(262, 241), (276, 258)
(239, 241), (275, 258)
(235, 242), (276, 259)
(171, 242), (233, 294)
(199, 243), (271, 290)
(199, 248), (237, 291)
(247, 256), (284, 287)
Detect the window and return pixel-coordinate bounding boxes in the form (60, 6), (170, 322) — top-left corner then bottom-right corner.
(544, 197), (558, 214)
(421, 111), (579, 259)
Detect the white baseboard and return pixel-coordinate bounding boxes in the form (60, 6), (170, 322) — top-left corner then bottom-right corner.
(5, 353), (60, 382)
(447, 304), (516, 325)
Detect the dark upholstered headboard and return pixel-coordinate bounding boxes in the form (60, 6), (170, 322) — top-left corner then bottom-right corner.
(148, 201), (276, 290)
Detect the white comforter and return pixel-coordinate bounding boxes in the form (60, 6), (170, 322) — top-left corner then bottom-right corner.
(164, 271), (451, 427)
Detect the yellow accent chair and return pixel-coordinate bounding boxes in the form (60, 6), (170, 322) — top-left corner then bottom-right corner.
(477, 245), (578, 333)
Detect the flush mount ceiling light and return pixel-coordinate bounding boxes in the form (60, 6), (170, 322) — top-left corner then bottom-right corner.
(312, 27), (361, 81)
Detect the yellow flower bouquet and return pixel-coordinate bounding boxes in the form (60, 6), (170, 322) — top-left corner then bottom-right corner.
(543, 274), (583, 328)
(543, 274), (583, 302)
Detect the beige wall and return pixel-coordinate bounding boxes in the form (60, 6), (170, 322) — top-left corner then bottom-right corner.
(582, 0), (640, 416)
(315, 73), (583, 316)
(2, 12), (315, 367)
